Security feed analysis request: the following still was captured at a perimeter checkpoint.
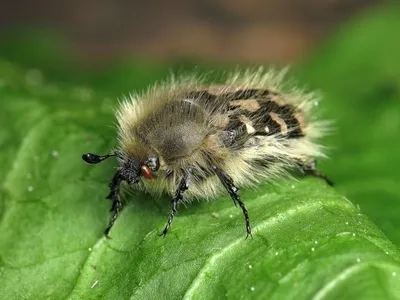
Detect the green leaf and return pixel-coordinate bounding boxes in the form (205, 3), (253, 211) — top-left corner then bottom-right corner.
(0, 59), (399, 300)
(1, 4), (400, 299)
(294, 2), (400, 245)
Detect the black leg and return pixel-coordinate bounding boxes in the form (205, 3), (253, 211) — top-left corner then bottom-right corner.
(299, 160), (334, 186)
(213, 167), (252, 239)
(104, 171), (123, 238)
(159, 173), (190, 237)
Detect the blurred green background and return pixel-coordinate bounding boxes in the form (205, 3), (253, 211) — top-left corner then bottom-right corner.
(0, 1), (399, 299)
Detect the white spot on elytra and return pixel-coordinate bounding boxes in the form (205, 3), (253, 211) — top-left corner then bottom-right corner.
(352, 233), (356, 237)
(345, 222), (349, 225)
(311, 247), (315, 252)
(229, 214), (233, 218)
(275, 252), (279, 256)
(386, 251), (389, 255)
(392, 272), (397, 277)
(245, 124), (256, 134)
(248, 264), (252, 269)
(291, 185), (295, 189)
(356, 258), (361, 263)
(91, 280), (99, 288)
(314, 241), (318, 244)
(27, 186), (34, 192)
(250, 287), (255, 291)
(88, 248), (92, 251)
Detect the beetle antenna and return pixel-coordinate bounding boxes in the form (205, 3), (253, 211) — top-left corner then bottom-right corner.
(82, 152), (116, 165)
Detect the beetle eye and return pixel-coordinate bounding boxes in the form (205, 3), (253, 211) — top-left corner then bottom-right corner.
(141, 165), (153, 179)
(146, 157), (160, 171)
